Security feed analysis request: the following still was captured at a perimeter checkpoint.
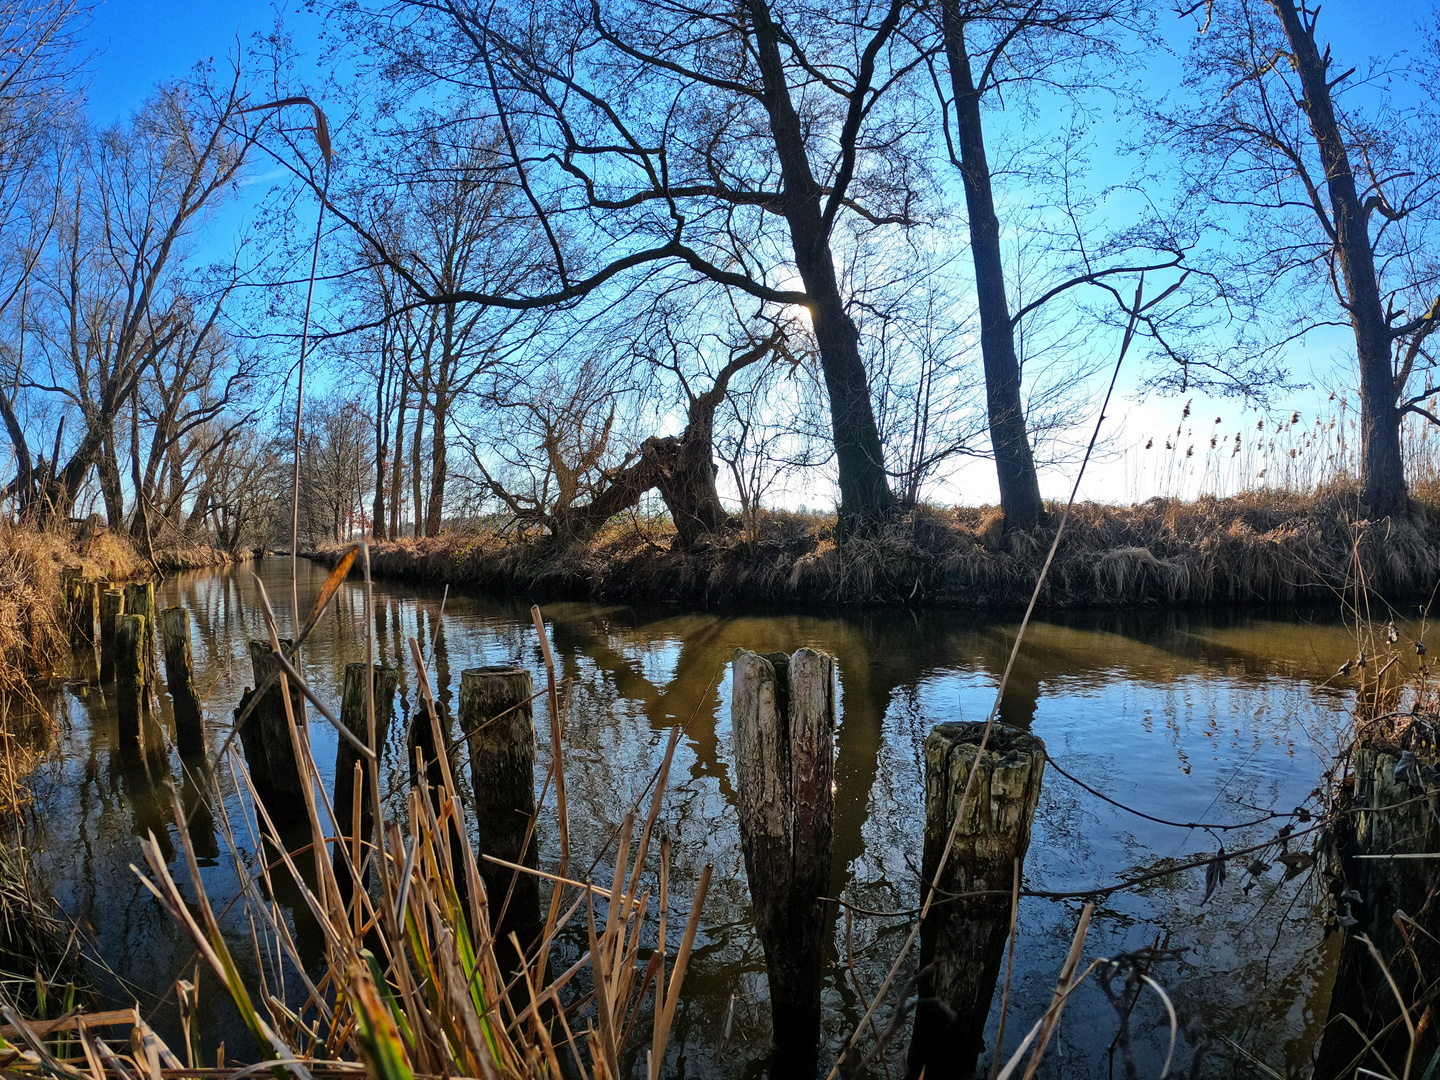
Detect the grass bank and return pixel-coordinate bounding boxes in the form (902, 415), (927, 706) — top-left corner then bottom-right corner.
(0, 520), (141, 698)
(0, 521), (257, 702)
(311, 487), (1440, 608)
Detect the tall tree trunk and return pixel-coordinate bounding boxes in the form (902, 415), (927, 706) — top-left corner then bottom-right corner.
(98, 426), (125, 528)
(1270, 0), (1406, 516)
(372, 365), (388, 541)
(390, 379), (407, 539)
(0, 388), (34, 513)
(747, 0), (895, 530)
(411, 369), (428, 538)
(426, 394), (447, 537)
(941, 4), (1046, 531)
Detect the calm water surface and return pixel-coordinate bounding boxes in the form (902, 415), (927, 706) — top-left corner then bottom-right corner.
(27, 557), (1372, 1077)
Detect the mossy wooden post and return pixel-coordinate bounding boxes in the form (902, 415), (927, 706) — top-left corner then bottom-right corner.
(333, 662), (397, 901)
(59, 569), (82, 616)
(731, 647), (835, 1067)
(1315, 740), (1440, 1077)
(99, 589), (124, 683)
(114, 614), (148, 752)
(906, 722), (1045, 1080)
(72, 580), (100, 647)
(122, 582), (157, 694)
(237, 639), (307, 813)
(459, 666), (538, 967)
(160, 607), (204, 758)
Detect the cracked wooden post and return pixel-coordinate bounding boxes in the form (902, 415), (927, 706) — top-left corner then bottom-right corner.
(906, 722), (1046, 1080)
(731, 647), (835, 1068)
(99, 589), (124, 683)
(115, 614), (148, 752)
(122, 582), (157, 694)
(160, 607), (204, 758)
(237, 639), (307, 814)
(1315, 738), (1440, 1076)
(333, 662), (398, 901)
(459, 666), (538, 969)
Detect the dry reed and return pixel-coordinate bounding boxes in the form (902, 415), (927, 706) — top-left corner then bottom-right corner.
(315, 487), (1440, 610)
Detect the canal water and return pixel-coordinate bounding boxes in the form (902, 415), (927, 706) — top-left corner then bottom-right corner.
(26, 557), (1376, 1076)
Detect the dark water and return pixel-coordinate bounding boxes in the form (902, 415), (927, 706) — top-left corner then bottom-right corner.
(25, 557), (1373, 1076)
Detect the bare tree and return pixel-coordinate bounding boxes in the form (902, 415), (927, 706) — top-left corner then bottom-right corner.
(0, 0), (86, 514)
(1158, 0), (1440, 516)
(926, 0), (1193, 529)
(296, 393), (374, 545)
(326, 0), (942, 528)
(18, 74), (262, 521)
(469, 357), (634, 539)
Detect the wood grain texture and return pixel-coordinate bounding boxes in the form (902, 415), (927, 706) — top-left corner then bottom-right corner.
(731, 647), (835, 1064)
(907, 721), (1045, 1080)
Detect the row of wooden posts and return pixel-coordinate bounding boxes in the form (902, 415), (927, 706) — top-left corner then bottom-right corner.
(64, 573), (1044, 1077)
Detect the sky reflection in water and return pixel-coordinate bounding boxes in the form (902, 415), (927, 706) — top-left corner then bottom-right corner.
(26, 558), (1366, 1077)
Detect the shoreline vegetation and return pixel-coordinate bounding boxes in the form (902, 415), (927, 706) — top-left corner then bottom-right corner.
(0, 520), (255, 700)
(310, 487), (1440, 609)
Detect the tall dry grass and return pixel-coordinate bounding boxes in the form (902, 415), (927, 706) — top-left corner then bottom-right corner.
(0, 518), (139, 699)
(317, 488), (1440, 609)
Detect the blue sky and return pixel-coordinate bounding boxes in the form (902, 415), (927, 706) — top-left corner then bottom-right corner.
(78, 0), (1440, 506)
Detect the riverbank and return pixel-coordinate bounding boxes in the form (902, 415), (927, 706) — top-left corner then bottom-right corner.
(310, 488), (1440, 608)
(0, 522), (258, 698)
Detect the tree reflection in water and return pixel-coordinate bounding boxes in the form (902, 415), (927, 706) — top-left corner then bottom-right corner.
(22, 559), (1357, 1076)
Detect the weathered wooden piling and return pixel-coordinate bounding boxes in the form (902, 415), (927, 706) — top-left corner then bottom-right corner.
(1315, 738), (1440, 1076)
(99, 589), (124, 683)
(332, 662), (397, 899)
(906, 722), (1046, 1080)
(114, 614), (148, 751)
(122, 582), (157, 691)
(236, 639), (307, 812)
(71, 579), (99, 648)
(459, 666), (539, 962)
(731, 647), (835, 1066)
(160, 607), (204, 758)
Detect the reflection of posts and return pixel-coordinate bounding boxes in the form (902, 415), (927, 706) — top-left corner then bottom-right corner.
(907, 722), (1045, 1080)
(459, 667), (539, 968)
(115, 615), (148, 752)
(1315, 741), (1440, 1076)
(160, 608), (204, 757)
(99, 589), (123, 683)
(333, 662), (398, 901)
(731, 648), (835, 1069)
(237, 639), (307, 814)
(409, 696), (470, 922)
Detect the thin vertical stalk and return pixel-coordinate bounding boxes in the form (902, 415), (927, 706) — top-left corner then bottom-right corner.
(290, 168), (329, 633)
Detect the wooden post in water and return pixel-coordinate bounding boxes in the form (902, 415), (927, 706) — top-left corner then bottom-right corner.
(459, 666), (539, 965)
(333, 662), (398, 900)
(731, 647), (835, 1067)
(72, 580), (99, 647)
(122, 582), (157, 693)
(99, 589), (124, 683)
(114, 614), (148, 751)
(237, 639), (307, 813)
(905, 722), (1045, 1080)
(1315, 739), (1440, 1076)
(160, 607), (205, 758)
